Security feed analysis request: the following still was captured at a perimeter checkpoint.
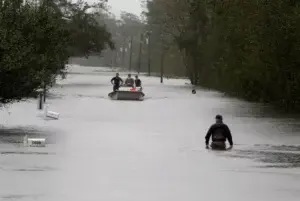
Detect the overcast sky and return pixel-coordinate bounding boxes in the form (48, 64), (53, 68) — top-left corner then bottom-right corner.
(86, 0), (143, 17)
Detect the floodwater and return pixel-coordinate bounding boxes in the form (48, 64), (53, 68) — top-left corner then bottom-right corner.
(0, 65), (300, 201)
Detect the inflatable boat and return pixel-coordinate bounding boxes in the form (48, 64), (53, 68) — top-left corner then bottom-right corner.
(108, 87), (145, 101)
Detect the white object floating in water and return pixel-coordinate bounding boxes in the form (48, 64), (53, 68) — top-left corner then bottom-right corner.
(46, 111), (60, 119)
(44, 105), (60, 119)
(23, 135), (46, 147)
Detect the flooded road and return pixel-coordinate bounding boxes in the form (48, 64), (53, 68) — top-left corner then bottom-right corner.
(0, 65), (300, 201)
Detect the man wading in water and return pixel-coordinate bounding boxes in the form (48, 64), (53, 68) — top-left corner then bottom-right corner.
(205, 115), (233, 150)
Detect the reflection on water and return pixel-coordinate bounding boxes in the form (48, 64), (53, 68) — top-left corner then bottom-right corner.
(11, 166), (57, 172)
(46, 92), (65, 100)
(1, 65), (300, 201)
(0, 165), (57, 172)
(145, 96), (169, 100)
(223, 144), (300, 168)
(74, 94), (106, 99)
(1, 194), (44, 200)
(0, 151), (55, 155)
(254, 144), (300, 151)
(0, 126), (57, 144)
(55, 83), (107, 88)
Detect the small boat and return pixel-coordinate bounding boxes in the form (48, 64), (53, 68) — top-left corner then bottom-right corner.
(108, 86), (145, 101)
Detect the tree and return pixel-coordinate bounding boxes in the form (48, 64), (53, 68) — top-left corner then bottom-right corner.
(97, 11), (145, 70)
(0, 0), (114, 104)
(143, 0), (187, 77)
(145, 0), (300, 110)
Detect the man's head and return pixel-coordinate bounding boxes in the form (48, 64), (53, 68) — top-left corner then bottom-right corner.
(116, 73), (119, 77)
(215, 114), (223, 123)
(128, 74), (131, 78)
(135, 75), (138, 79)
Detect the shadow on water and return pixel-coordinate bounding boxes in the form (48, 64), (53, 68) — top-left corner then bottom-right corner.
(74, 94), (171, 101)
(67, 69), (116, 75)
(208, 91), (300, 120)
(68, 72), (100, 75)
(222, 144), (300, 168)
(0, 164), (57, 172)
(74, 94), (106, 99)
(0, 151), (55, 155)
(0, 126), (57, 144)
(144, 96), (169, 100)
(0, 127), (57, 167)
(1, 194), (44, 200)
(46, 92), (65, 100)
(55, 83), (108, 88)
(9, 166), (57, 172)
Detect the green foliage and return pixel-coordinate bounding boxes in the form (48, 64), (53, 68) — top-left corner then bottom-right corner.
(145, 0), (300, 110)
(0, 0), (114, 103)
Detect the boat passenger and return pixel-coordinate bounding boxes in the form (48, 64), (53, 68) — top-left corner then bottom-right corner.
(125, 74), (134, 87)
(205, 115), (233, 150)
(135, 75), (142, 87)
(111, 73), (123, 91)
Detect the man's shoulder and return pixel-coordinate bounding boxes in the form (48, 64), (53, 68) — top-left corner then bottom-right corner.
(211, 123), (228, 128)
(220, 123), (230, 130)
(209, 123), (217, 129)
(222, 123), (229, 127)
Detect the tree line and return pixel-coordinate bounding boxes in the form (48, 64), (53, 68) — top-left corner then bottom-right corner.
(143, 0), (300, 110)
(0, 0), (114, 104)
(3, 0), (299, 110)
(69, 10), (148, 73)
(71, 5), (186, 78)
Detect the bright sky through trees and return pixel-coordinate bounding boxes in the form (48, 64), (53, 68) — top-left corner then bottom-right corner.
(86, 0), (142, 16)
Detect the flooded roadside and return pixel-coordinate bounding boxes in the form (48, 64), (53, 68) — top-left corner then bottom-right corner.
(0, 65), (299, 201)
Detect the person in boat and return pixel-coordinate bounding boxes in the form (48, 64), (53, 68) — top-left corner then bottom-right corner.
(111, 73), (123, 91)
(205, 115), (233, 150)
(124, 74), (134, 87)
(135, 75), (142, 87)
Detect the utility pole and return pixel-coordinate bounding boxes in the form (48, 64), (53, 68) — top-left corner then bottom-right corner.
(147, 32), (151, 76)
(137, 33), (143, 74)
(160, 34), (164, 83)
(128, 35), (133, 72)
(115, 50), (118, 67)
(43, 82), (46, 102)
(110, 50), (114, 69)
(121, 37), (126, 67)
(160, 49), (164, 83)
(111, 50), (117, 68)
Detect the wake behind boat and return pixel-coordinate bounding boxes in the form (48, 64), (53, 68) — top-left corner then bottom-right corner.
(108, 86), (145, 101)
